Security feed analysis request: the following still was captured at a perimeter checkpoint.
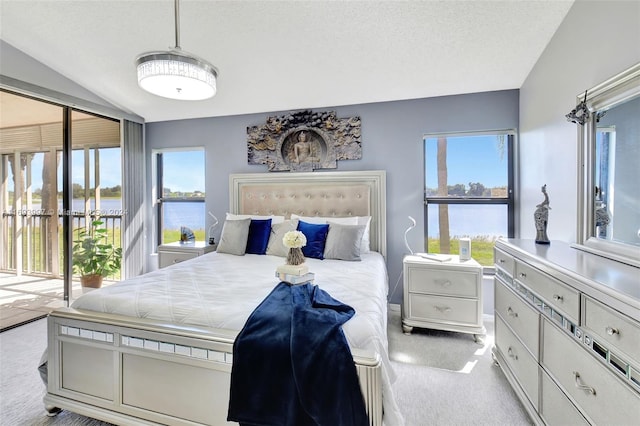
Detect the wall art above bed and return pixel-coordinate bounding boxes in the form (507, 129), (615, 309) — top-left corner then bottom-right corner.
(247, 109), (362, 172)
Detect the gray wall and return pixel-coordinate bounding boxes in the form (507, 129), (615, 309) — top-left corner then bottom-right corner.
(146, 90), (519, 305)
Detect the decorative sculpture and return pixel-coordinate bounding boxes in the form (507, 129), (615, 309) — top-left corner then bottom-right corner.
(180, 226), (195, 243)
(566, 91), (590, 125)
(247, 109), (361, 172)
(534, 185), (551, 244)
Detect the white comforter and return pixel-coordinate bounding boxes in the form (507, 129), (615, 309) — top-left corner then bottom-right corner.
(72, 251), (404, 425)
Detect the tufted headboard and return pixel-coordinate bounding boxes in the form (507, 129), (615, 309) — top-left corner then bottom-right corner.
(229, 170), (387, 258)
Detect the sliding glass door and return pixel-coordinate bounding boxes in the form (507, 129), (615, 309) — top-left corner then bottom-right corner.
(0, 90), (121, 330)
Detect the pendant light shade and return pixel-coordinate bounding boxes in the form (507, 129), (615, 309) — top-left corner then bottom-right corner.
(136, 51), (217, 100)
(136, 0), (218, 100)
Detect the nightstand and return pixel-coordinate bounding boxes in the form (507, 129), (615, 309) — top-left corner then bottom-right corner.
(157, 241), (216, 269)
(402, 254), (485, 343)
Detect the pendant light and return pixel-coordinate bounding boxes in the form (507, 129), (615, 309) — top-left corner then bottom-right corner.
(136, 0), (217, 100)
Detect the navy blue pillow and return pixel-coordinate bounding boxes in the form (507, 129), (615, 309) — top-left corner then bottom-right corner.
(245, 219), (272, 255)
(297, 220), (329, 260)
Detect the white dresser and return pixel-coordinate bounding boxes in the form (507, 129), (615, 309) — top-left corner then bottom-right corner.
(402, 254), (485, 342)
(157, 241), (216, 269)
(493, 239), (640, 425)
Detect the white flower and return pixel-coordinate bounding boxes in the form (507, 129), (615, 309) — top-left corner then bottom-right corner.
(283, 230), (307, 249)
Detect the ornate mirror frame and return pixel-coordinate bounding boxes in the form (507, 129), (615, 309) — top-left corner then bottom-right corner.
(574, 62), (640, 267)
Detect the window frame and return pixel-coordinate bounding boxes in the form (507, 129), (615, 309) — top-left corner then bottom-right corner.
(423, 130), (516, 272)
(153, 148), (205, 246)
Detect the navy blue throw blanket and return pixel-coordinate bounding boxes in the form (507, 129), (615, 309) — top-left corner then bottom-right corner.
(227, 282), (368, 426)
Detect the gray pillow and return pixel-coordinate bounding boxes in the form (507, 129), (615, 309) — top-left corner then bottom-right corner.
(266, 219), (298, 257)
(323, 223), (366, 261)
(216, 218), (251, 255)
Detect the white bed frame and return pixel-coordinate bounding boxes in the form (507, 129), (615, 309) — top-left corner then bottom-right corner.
(44, 170), (387, 426)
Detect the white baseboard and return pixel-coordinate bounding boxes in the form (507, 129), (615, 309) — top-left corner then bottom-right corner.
(388, 303), (401, 312)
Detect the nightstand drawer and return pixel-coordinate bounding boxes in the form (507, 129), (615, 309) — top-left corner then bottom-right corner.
(542, 318), (640, 426)
(583, 295), (640, 362)
(408, 293), (479, 325)
(157, 242), (216, 269)
(407, 267), (479, 298)
(495, 279), (540, 357)
(159, 251), (197, 268)
(515, 260), (579, 323)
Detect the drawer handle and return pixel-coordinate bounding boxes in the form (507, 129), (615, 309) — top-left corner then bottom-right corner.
(173, 259), (183, 264)
(498, 259), (505, 264)
(507, 347), (518, 360)
(519, 272), (526, 279)
(434, 305), (452, 313)
(572, 371), (596, 395)
(435, 279), (452, 287)
(606, 326), (619, 336)
(507, 307), (518, 318)
(552, 294), (563, 302)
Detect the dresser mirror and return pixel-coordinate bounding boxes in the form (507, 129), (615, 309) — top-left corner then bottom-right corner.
(575, 62), (640, 267)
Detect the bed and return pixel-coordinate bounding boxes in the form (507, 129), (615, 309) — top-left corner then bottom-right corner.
(43, 170), (402, 426)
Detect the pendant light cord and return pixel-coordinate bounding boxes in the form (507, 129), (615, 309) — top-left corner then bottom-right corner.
(174, 0), (181, 50)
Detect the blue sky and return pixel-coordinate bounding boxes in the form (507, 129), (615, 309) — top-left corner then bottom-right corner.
(424, 134), (508, 189)
(161, 150), (205, 193)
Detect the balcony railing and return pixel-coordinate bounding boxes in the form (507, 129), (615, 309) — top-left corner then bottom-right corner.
(1, 210), (122, 280)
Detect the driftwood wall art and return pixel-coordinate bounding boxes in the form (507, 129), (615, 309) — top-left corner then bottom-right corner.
(247, 110), (362, 172)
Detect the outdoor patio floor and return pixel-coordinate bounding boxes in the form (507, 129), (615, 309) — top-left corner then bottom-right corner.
(0, 273), (115, 332)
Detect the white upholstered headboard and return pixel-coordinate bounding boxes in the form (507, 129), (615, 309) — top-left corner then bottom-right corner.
(229, 170), (387, 258)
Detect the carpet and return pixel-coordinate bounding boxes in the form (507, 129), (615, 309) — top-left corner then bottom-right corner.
(387, 307), (486, 372)
(387, 305), (532, 426)
(1, 306), (531, 426)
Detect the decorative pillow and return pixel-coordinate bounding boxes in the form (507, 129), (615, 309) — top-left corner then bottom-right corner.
(216, 218), (251, 255)
(245, 219), (272, 255)
(324, 223), (366, 261)
(226, 213), (285, 224)
(266, 219), (299, 257)
(297, 220), (330, 260)
(291, 214), (372, 252)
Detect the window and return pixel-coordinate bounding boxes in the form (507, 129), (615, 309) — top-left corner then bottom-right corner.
(155, 149), (205, 244)
(424, 131), (515, 268)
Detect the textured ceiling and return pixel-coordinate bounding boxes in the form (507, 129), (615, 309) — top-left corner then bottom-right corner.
(0, 0), (574, 123)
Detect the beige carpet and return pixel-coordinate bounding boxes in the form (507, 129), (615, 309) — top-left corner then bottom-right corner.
(0, 306), (531, 426)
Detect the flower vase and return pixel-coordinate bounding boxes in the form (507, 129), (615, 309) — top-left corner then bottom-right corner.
(286, 247), (305, 266)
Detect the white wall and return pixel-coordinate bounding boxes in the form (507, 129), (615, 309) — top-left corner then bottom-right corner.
(518, 0), (640, 242)
(0, 40), (116, 109)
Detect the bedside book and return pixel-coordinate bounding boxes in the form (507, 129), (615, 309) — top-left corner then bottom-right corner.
(275, 272), (315, 285)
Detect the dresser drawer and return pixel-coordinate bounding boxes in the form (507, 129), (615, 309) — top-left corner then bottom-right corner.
(494, 247), (515, 277)
(542, 318), (640, 425)
(408, 293), (479, 325)
(406, 267), (479, 298)
(495, 280), (540, 358)
(583, 295), (640, 363)
(515, 260), (579, 323)
(495, 315), (539, 408)
(540, 369), (589, 426)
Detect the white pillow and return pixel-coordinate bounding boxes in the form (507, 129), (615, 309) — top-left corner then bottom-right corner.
(356, 216), (372, 252)
(290, 214), (357, 226)
(266, 219), (299, 257)
(226, 212), (285, 224)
